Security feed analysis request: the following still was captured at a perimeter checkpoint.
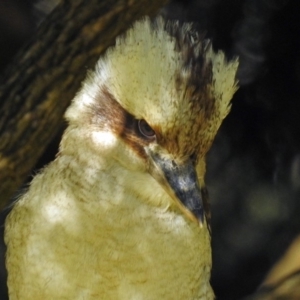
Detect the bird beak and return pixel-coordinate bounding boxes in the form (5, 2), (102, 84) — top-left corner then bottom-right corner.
(146, 149), (204, 225)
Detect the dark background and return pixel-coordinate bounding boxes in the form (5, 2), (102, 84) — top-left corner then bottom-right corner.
(1, 0), (300, 299)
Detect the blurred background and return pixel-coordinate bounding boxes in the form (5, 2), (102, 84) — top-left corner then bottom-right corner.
(0, 0), (300, 299)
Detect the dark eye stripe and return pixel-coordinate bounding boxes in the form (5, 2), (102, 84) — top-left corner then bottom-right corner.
(89, 87), (156, 160)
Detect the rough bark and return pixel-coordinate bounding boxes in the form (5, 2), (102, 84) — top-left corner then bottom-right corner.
(0, 0), (169, 208)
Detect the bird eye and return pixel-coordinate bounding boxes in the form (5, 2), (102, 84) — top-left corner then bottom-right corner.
(138, 119), (156, 138)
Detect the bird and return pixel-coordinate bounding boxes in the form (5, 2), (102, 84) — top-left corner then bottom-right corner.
(4, 17), (238, 299)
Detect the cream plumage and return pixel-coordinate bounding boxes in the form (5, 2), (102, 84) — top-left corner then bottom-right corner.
(5, 17), (238, 299)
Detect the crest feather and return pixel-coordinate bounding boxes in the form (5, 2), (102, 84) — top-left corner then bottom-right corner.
(66, 17), (239, 157)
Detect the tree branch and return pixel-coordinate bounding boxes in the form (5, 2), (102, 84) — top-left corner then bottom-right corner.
(0, 0), (169, 207)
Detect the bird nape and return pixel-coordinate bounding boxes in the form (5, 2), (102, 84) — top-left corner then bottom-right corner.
(4, 17), (238, 299)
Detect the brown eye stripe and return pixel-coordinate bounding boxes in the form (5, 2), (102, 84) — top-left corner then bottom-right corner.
(89, 87), (151, 160)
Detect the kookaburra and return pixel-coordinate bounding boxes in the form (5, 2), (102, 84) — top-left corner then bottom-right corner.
(4, 17), (238, 299)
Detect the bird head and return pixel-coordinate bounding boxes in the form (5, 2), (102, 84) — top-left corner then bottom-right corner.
(64, 17), (238, 225)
